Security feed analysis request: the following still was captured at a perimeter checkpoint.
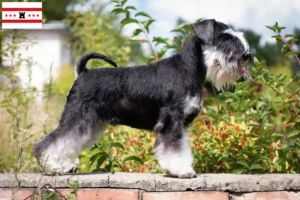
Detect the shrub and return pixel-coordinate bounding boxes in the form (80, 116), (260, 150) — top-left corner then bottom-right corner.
(78, 0), (300, 174)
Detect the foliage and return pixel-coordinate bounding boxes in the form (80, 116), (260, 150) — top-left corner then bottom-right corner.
(193, 58), (300, 173)
(77, 0), (300, 174)
(0, 0), (299, 176)
(80, 58), (300, 174)
(266, 22), (300, 65)
(65, 5), (131, 68)
(110, 0), (201, 63)
(0, 30), (39, 172)
(78, 126), (160, 173)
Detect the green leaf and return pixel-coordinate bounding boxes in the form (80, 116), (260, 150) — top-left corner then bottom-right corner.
(133, 28), (143, 36)
(281, 45), (289, 54)
(256, 102), (267, 110)
(120, 0), (127, 6)
(153, 37), (169, 46)
(171, 22), (191, 33)
(195, 18), (204, 23)
(123, 156), (144, 164)
(278, 26), (286, 33)
(279, 86), (284, 94)
(120, 18), (138, 29)
(271, 35), (282, 40)
(266, 25), (276, 32)
(258, 156), (270, 161)
(271, 133), (285, 138)
(250, 163), (264, 170)
(232, 168), (246, 174)
(135, 11), (152, 18)
(237, 160), (249, 168)
(285, 52), (295, 56)
(104, 142), (125, 151)
(88, 152), (102, 169)
(147, 56), (155, 64)
(130, 36), (148, 42)
(89, 143), (101, 152)
(157, 47), (168, 58)
(287, 38), (298, 44)
(284, 34), (295, 38)
(111, 8), (129, 15)
(96, 154), (109, 169)
(253, 57), (260, 65)
(142, 19), (155, 33)
(276, 74), (286, 81)
(287, 130), (300, 138)
(125, 6), (136, 10)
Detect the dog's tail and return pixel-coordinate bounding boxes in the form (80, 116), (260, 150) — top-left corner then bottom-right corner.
(76, 52), (118, 75)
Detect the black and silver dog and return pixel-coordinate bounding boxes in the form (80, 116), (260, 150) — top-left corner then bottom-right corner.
(33, 19), (252, 178)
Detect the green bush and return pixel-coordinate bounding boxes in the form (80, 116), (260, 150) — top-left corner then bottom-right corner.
(0, 0), (299, 175)
(79, 58), (300, 174)
(78, 0), (300, 174)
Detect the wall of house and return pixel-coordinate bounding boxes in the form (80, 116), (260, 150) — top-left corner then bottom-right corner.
(2, 26), (72, 91)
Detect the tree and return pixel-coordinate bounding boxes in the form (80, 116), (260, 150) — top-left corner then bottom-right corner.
(65, 5), (132, 68)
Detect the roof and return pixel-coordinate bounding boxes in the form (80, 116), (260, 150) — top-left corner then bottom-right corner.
(42, 21), (69, 30)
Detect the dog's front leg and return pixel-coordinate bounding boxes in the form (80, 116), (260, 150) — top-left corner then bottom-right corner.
(153, 108), (196, 178)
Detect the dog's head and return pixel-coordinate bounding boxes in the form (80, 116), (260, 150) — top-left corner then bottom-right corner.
(192, 19), (253, 91)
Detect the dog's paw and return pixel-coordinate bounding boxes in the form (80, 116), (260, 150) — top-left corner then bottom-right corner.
(169, 168), (197, 179)
(42, 164), (78, 176)
(66, 166), (78, 173)
(176, 172), (197, 179)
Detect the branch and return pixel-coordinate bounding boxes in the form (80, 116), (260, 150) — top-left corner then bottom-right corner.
(279, 35), (300, 65)
(138, 22), (158, 61)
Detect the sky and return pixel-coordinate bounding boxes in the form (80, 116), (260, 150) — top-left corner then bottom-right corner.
(119, 0), (300, 46)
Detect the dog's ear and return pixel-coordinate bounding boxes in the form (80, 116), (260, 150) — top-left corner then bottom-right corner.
(192, 19), (216, 44)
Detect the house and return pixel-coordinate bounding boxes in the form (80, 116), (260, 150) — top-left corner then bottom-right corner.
(1, 21), (73, 91)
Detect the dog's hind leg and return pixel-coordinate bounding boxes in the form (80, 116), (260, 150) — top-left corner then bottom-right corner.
(153, 108), (196, 178)
(33, 116), (106, 175)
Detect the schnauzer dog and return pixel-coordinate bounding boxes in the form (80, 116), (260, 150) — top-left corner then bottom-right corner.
(33, 19), (252, 178)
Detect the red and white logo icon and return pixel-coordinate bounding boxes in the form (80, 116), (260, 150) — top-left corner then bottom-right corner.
(2, 2), (42, 29)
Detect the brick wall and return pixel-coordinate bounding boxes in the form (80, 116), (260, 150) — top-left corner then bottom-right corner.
(0, 173), (299, 200)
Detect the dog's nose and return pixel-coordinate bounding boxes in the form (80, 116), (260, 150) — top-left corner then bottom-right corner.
(242, 52), (252, 61)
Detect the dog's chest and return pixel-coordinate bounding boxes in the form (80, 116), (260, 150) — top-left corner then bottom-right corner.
(183, 95), (202, 116)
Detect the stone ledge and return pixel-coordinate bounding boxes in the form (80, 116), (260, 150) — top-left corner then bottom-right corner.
(0, 173), (299, 192)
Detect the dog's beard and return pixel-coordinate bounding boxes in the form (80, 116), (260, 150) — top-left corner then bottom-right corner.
(203, 47), (251, 91)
